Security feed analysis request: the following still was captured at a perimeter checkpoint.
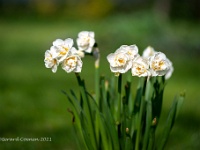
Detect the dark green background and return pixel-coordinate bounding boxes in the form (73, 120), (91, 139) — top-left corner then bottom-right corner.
(0, 0), (200, 149)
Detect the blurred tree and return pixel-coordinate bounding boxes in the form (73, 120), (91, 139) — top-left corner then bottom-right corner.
(32, 0), (60, 16)
(169, 0), (200, 21)
(154, 0), (171, 19)
(0, 0), (200, 21)
(64, 0), (114, 19)
(153, 0), (200, 21)
(113, 0), (150, 12)
(0, 0), (32, 16)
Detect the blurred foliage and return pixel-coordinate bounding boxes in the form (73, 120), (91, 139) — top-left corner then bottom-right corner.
(0, 0), (200, 21)
(169, 0), (200, 21)
(67, 0), (114, 19)
(0, 0), (200, 149)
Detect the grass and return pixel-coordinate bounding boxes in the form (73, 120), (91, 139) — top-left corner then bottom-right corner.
(0, 11), (200, 149)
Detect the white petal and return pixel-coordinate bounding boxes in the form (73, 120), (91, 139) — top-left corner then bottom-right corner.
(76, 51), (85, 58)
(156, 52), (166, 60)
(74, 65), (82, 72)
(165, 66), (174, 79)
(107, 53), (115, 64)
(84, 47), (93, 53)
(44, 50), (51, 58)
(110, 66), (119, 73)
(70, 47), (78, 55)
(149, 69), (158, 76)
(165, 58), (174, 79)
(64, 38), (73, 48)
(53, 39), (64, 46)
(89, 32), (95, 38)
(52, 65), (57, 73)
(89, 38), (95, 47)
(78, 31), (89, 37)
(45, 62), (53, 68)
(142, 46), (156, 58)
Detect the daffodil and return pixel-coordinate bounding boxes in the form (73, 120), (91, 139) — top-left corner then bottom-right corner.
(115, 45), (139, 60)
(149, 52), (171, 76)
(77, 31), (95, 53)
(51, 38), (74, 62)
(44, 49), (59, 73)
(132, 56), (150, 77)
(142, 46), (156, 59)
(107, 51), (132, 74)
(62, 55), (83, 73)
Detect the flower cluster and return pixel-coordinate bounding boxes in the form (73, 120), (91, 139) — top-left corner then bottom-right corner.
(44, 31), (183, 150)
(107, 45), (174, 79)
(44, 31), (95, 73)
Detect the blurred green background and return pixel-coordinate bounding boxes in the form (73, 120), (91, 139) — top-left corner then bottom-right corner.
(0, 0), (200, 149)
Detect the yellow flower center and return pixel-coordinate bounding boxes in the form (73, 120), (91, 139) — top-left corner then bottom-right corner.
(65, 56), (77, 68)
(152, 60), (164, 71)
(80, 37), (90, 46)
(53, 59), (57, 65)
(136, 65), (146, 75)
(118, 58), (125, 64)
(59, 46), (69, 56)
(127, 50), (132, 55)
(45, 53), (53, 61)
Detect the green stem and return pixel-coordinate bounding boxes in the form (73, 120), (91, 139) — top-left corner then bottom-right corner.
(93, 45), (100, 105)
(135, 77), (147, 150)
(75, 73), (97, 150)
(95, 66), (100, 105)
(142, 79), (153, 150)
(117, 73), (122, 124)
(95, 64), (100, 148)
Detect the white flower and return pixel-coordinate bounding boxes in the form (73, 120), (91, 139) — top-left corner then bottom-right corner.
(132, 56), (150, 77)
(77, 31), (95, 53)
(142, 46), (156, 59)
(149, 52), (171, 76)
(165, 58), (174, 80)
(51, 38), (74, 62)
(107, 51), (132, 74)
(116, 45), (139, 60)
(44, 49), (59, 73)
(62, 55), (83, 73)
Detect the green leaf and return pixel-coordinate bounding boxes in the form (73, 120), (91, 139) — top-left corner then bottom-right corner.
(142, 79), (154, 150)
(151, 77), (165, 126)
(75, 73), (98, 150)
(147, 128), (155, 150)
(133, 77), (147, 114)
(142, 101), (152, 150)
(175, 91), (185, 119)
(125, 136), (132, 150)
(98, 113), (113, 150)
(100, 76), (120, 150)
(80, 111), (96, 150)
(62, 90), (82, 120)
(158, 93), (185, 150)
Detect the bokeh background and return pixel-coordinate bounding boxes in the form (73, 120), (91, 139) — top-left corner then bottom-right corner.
(0, 0), (200, 149)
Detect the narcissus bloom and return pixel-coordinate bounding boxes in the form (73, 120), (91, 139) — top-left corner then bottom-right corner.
(62, 55), (83, 73)
(77, 31), (95, 53)
(107, 52), (132, 74)
(132, 56), (150, 77)
(51, 38), (74, 62)
(115, 45), (139, 60)
(44, 50), (59, 73)
(149, 52), (171, 76)
(142, 46), (156, 59)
